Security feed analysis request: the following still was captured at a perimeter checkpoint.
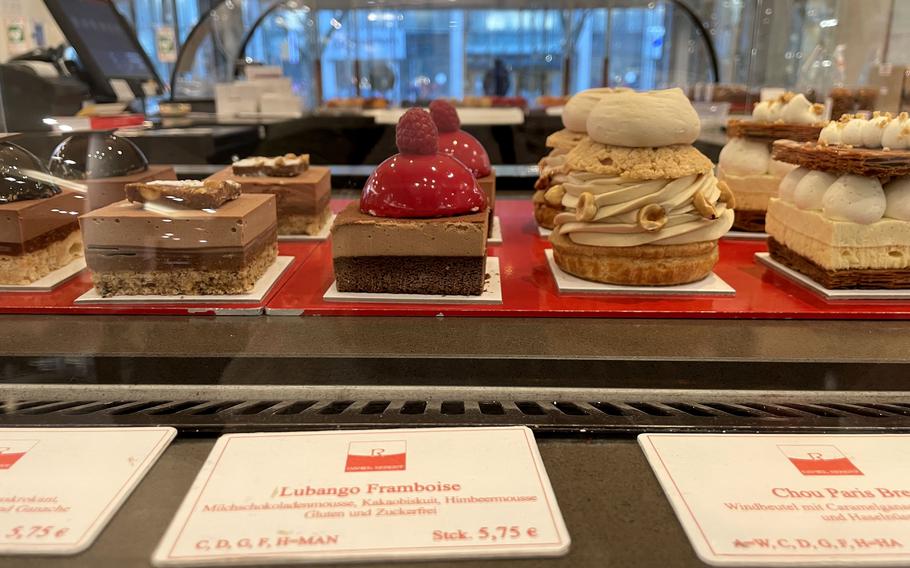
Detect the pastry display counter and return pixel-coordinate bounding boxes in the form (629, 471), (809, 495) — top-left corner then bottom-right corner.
(3, 195), (910, 318)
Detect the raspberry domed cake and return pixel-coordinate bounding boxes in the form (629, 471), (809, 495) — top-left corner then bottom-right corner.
(429, 100), (496, 233)
(331, 108), (490, 295)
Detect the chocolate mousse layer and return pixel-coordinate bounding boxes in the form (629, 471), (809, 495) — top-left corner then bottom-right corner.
(206, 166), (331, 216)
(84, 225), (277, 272)
(80, 194), (276, 250)
(331, 202), (489, 295)
(332, 202), (488, 258)
(0, 190), (86, 255)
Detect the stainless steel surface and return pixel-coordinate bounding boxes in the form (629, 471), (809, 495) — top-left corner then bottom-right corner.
(0, 438), (710, 568)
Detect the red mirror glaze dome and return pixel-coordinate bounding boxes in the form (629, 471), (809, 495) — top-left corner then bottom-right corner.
(429, 100), (492, 178)
(438, 130), (492, 178)
(360, 108), (487, 218)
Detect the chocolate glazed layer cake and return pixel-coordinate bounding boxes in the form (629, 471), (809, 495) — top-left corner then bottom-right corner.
(0, 142), (85, 284)
(206, 155), (332, 236)
(80, 182), (278, 297)
(332, 204), (488, 295)
(0, 191), (85, 284)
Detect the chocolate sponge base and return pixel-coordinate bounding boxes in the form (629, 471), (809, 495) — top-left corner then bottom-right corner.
(334, 256), (487, 296)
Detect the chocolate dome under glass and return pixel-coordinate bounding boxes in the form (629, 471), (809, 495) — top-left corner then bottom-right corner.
(0, 141), (60, 203)
(48, 132), (148, 180)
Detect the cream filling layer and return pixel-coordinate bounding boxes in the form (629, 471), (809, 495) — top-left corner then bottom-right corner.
(718, 168), (782, 211)
(553, 171), (734, 247)
(766, 198), (910, 270)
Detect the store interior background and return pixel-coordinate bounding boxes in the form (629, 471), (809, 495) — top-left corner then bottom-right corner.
(1, 0), (909, 110)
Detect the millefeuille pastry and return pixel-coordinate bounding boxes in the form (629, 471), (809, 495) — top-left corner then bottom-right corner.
(430, 100), (496, 235)
(81, 179), (278, 296)
(533, 88), (627, 229)
(331, 109), (489, 295)
(766, 112), (910, 289)
(205, 154), (331, 236)
(719, 93), (825, 231)
(0, 142), (84, 284)
(549, 88), (735, 286)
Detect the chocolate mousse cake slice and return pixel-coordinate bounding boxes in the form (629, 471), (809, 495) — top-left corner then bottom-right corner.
(81, 180), (278, 297)
(0, 142), (85, 285)
(331, 108), (489, 296)
(332, 204), (488, 295)
(206, 155), (331, 236)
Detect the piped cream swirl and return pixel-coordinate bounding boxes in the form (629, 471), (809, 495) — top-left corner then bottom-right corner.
(552, 171), (734, 246)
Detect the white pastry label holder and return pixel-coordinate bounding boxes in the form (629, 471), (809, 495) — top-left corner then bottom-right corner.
(152, 427), (569, 566)
(277, 214), (336, 242)
(756, 252), (910, 300)
(488, 216), (503, 245)
(0, 258), (86, 292)
(546, 250), (735, 296)
(324, 256), (503, 305)
(640, 433), (910, 566)
(0, 427), (175, 555)
(538, 226), (552, 238)
(75, 256), (294, 305)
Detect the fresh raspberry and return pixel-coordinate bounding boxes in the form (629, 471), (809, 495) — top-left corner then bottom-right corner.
(429, 99), (461, 133)
(396, 108), (438, 155)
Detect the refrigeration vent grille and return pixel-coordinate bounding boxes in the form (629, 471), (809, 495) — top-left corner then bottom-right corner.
(3, 397), (910, 434)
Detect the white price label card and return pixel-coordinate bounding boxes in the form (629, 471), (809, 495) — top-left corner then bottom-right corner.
(640, 434), (910, 566)
(153, 426), (569, 566)
(0, 427), (176, 555)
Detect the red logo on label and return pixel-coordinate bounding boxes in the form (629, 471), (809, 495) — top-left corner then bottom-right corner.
(778, 445), (863, 476)
(345, 441), (406, 472)
(0, 440), (38, 470)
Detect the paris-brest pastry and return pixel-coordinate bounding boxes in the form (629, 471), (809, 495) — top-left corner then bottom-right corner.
(533, 88), (628, 229)
(549, 88), (735, 285)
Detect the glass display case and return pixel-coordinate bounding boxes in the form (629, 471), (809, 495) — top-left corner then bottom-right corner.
(3, 2), (910, 567)
(103, 0), (906, 112)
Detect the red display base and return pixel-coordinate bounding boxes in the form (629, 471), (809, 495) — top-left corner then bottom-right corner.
(266, 199), (910, 319)
(3, 199), (910, 318)
(0, 242), (318, 316)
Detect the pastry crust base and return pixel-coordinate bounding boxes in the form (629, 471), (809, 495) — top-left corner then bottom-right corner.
(726, 120), (823, 143)
(550, 230), (718, 286)
(534, 201), (560, 229)
(769, 238), (910, 289)
(90, 244), (277, 297)
(278, 206), (333, 236)
(733, 209), (767, 233)
(772, 140), (910, 178)
(0, 230), (83, 285)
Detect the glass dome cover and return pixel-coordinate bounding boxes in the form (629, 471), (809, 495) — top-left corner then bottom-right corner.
(48, 132), (148, 181)
(0, 141), (60, 203)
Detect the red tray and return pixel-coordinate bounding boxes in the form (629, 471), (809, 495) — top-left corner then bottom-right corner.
(266, 199), (910, 319)
(0, 242), (318, 315)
